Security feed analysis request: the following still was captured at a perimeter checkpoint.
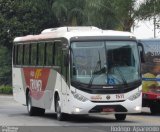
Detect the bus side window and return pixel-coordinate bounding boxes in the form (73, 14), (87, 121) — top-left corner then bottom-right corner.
(24, 44), (30, 65)
(38, 42), (45, 66)
(55, 42), (62, 67)
(13, 45), (17, 65)
(17, 45), (23, 65)
(62, 50), (68, 82)
(46, 42), (54, 66)
(31, 43), (37, 66)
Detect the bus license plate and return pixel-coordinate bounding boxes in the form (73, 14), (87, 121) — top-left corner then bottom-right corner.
(102, 108), (115, 112)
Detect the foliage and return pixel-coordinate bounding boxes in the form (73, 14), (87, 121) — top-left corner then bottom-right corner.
(52, 0), (85, 26)
(84, 0), (118, 29)
(111, 0), (137, 31)
(0, 46), (11, 85)
(136, 0), (160, 20)
(0, 0), (59, 85)
(0, 85), (12, 94)
(0, 0), (59, 50)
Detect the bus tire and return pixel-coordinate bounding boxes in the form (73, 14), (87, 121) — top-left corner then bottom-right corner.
(27, 91), (45, 116)
(115, 114), (126, 121)
(36, 107), (45, 116)
(55, 95), (66, 121)
(150, 105), (160, 115)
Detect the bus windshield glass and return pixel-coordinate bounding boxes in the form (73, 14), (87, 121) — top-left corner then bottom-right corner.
(71, 41), (141, 86)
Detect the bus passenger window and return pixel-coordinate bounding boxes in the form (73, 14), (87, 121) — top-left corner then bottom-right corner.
(55, 43), (62, 66)
(38, 43), (45, 66)
(31, 44), (37, 65)
(17, 45), (23, 65)
(24, 44), (30, 65)
(46, 42), (54, 66)
(13, 45), (17, 65)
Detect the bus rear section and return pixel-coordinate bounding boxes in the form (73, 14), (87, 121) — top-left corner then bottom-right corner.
(140, 39), (160, 114)
(12, 26), (143, 121)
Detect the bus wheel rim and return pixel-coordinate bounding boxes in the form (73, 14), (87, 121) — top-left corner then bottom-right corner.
(28, 97), (31, 112)
(57, 101), (61, 118)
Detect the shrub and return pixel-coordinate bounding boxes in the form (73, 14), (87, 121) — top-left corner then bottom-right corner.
(0, 85), (12, 94)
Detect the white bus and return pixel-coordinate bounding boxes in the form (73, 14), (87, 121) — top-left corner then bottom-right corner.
(12, 26), (143, 121)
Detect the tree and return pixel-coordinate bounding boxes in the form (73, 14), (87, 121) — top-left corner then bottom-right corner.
(0, 0), (59, 50)
(84, 0), (153, 31)
(0, 46), (11, 85)
(0, 0), (59, 85)
(84, 0), (118, 29)
(111, 0), (137, 31)
(136, 0), (160, 20)
(52, 0), (85, 26)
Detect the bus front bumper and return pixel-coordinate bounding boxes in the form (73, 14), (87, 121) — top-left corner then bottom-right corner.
(69, 95), (142, 115)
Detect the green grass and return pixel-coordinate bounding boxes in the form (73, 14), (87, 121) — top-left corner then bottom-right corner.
(0, 85), (12, 94)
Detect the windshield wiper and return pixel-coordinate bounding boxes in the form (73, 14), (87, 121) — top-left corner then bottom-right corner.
(88, 60), (101, 88)
(88, 51), (102, 88)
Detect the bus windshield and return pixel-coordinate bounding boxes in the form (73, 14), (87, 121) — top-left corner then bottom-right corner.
(71, 41), (141, 86)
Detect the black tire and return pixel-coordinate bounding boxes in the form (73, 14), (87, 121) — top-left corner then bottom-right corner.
(27, 91), (45, 116)
(115, 114), (126, 121)
(55, 95), (66, 121)
(150, 105), (160, 115)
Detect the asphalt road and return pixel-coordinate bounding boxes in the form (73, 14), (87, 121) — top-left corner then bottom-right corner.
(0, 95), (160, 132)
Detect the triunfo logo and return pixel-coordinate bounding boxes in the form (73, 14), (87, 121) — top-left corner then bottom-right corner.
(30, 69), (42, 92)
(34, 69), (42, 79)
(91, 95), (102, 100)
(30, 79), (42, 92)
(23, 68), (50, 100)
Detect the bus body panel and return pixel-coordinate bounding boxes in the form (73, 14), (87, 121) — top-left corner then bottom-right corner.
(50, 71), (70, 113)
(12, 68), (26, 104)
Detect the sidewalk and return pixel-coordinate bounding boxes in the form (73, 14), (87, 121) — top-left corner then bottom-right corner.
(0, 94), (13, 98)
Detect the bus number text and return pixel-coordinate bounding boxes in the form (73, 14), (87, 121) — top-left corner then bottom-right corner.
(116, 94), (124, 99)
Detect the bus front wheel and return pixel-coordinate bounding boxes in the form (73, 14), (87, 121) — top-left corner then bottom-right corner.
(115, 114), (126, 121)
(150, 104), (160, 115)
(55, 95), (66, 121)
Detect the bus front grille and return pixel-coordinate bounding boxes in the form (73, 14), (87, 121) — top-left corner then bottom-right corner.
(89, 105), (127, 113)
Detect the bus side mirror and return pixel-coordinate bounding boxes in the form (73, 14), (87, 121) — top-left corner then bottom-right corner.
(64, 54), (69, 67)
(138, 43), (145, 63)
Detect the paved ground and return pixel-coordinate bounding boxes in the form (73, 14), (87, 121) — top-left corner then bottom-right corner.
(0, 95), (160, 132)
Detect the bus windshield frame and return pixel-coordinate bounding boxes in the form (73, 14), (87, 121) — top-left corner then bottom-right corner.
(70, 40), (141, 89)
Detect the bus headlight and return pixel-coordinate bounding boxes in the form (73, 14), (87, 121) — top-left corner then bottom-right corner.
(128, 91), (141, 101)
(71, 91), (88, 102)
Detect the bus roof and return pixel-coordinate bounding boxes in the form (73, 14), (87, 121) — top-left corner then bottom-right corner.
(139, 38), (160, 42)
(14, 26), (136, 43)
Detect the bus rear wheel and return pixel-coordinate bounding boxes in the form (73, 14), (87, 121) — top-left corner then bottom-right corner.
(27, 91), (45, 116)
(115, 114), (126, 121)
(55, 95), (66, 121)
